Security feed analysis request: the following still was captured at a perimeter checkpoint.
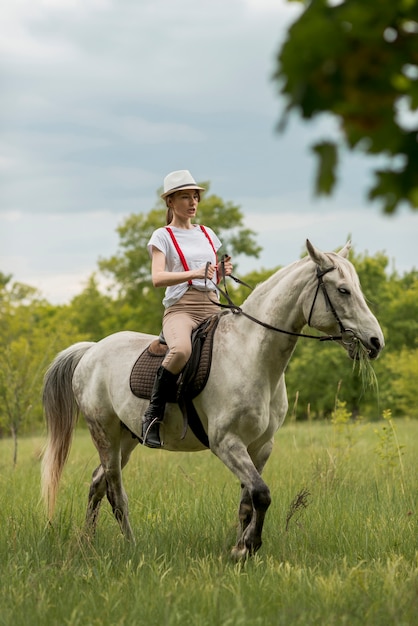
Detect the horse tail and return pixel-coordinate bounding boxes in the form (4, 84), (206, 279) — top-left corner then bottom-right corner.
(41, 341), (95, 521)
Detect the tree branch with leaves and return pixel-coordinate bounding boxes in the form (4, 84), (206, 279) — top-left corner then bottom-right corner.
(274, 0), (418, 213)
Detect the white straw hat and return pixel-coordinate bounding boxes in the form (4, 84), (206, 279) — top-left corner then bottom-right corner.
(161, 170), (205, 199)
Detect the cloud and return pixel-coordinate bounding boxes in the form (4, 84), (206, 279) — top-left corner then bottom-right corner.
(1, 0), (300, 218)
(239, 203), (418, 276)
(1, 0), (417, 305)
(2, 0), (297, 113)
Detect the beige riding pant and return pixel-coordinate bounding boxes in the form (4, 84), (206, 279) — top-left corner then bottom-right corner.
(162, 287), (219, 374)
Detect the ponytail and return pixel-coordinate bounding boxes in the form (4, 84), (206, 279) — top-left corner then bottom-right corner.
(166, 206), (173, 225)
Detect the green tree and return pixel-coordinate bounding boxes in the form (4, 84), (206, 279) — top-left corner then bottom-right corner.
(383, 271), (418, 350)
(286, 341), (353, 420)
(217, 266), (279, 307)
(0, 276), (85, 461)
(275, 0), (418, 212)
(0, 279), (48, 461)
(67, 274), (117, 341)
(382, 348), (418, 418)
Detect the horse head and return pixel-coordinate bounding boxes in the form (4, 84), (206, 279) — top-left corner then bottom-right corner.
(305, 239), (384, 360)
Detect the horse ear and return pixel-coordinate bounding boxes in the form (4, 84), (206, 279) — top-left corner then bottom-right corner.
(306, 239), (329, 268)
(338, 241), (351, 258)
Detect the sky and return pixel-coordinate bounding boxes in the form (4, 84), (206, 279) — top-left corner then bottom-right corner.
(1, 0), (417, 304)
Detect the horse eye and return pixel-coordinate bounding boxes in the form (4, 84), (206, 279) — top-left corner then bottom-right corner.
(338, 287), (350, 295)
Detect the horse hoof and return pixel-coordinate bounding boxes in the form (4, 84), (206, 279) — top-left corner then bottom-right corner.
(230, 545), (249, 561)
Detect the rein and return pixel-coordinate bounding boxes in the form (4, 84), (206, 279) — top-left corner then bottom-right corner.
(207, 259), (357, 346)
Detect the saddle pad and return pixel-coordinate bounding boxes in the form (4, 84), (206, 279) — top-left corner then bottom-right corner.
(129, 314), (220, 401)
(129, 342), (167, 400)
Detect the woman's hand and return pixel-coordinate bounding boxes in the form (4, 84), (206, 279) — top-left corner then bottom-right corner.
(217, 255), (233, 277)
(194, 263), (216, 280)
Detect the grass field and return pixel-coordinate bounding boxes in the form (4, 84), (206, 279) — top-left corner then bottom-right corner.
(0, 418), (416, 626)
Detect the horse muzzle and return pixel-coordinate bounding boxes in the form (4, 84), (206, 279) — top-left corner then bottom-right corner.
(343, 329), (383, 360)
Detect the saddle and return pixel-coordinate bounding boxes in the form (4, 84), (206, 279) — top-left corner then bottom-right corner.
(129, 314), (222, 447)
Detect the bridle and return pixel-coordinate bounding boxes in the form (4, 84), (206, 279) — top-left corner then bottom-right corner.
(207, 258), (357, 346)
(306, 266), (357, 345)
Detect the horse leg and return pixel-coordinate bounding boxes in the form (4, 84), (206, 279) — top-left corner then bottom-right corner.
(235, 474), (270, 559)
(85, 463), (106, 534)
(212, 435), (272, 559)
(236, 439), (274, 542)
(238, 484), (253, 534)
(85, 427), (139, 534)
(85, 419), (137, 542)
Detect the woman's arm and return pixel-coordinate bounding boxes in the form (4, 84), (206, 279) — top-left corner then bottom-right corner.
(150, 247), (217, 288)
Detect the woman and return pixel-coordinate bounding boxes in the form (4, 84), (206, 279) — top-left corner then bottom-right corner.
(142, 170), (233, 448)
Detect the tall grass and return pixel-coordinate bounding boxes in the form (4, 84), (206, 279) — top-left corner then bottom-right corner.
(0, 420), (416, 626)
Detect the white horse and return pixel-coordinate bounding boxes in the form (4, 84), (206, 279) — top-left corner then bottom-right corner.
(41, 240), (384, 558)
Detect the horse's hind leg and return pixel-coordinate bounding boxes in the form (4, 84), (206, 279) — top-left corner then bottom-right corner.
(85, 420), (138, 542)
(85, 463), (106, 535)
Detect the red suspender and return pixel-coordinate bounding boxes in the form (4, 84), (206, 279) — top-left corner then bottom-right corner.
(199, 225), (219, 283)
(166, 226), (192, 285)
(199, 225), (218, 260)
(165, 225), (219, 285)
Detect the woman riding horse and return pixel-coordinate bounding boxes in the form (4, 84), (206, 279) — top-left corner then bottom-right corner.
(142, 169), (233, 447)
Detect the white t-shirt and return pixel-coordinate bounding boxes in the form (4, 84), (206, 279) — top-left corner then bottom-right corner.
(147, 225), (222, 308)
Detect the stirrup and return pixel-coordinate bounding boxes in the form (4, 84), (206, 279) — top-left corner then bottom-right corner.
(142, 417), (163, 448)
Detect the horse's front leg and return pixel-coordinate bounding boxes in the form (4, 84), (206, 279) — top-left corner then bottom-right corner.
(238, 484), (253, 535)
(212, 435), (272, 559)
(238, 439), (273, 544)
(237, 440), (273, 538)
(233, 475), (271, 560)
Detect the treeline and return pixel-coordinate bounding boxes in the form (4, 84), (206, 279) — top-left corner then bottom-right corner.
(1, 188), (417, 453)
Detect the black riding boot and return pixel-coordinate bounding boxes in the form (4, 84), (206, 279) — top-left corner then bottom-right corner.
(141, 366), (177, 448)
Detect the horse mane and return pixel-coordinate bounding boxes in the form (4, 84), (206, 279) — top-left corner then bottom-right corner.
(246, 248), (359, 303)
(245, 257), (307, 302)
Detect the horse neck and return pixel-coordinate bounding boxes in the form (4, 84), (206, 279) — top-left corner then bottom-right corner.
(240, 259), (309, 361)
(244, 259), (307, 323)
